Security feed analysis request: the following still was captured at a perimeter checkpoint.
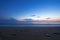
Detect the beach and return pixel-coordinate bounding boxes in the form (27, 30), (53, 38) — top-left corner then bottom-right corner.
(0, 26), (60, 40)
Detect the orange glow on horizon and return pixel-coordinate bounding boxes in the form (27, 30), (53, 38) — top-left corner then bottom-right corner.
(17, 17), (60, 22)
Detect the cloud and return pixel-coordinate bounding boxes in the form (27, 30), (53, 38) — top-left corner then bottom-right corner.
(31, 15), (36, 17)
(46, 17), (51, 19)
(23, 19), (33, 21)
(37, 16), (40, 18)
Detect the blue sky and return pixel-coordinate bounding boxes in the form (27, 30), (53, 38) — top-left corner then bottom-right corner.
(0, 0), (60, 21)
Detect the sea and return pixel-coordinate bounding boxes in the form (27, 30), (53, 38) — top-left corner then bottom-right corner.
(0, 22), (60, 27)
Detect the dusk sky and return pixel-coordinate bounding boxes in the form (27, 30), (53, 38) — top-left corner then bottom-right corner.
(0, 0), (60, 21)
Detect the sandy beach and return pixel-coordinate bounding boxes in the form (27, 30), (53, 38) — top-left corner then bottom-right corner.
(0, 26), (60, 40)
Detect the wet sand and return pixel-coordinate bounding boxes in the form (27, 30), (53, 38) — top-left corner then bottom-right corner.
(0, 26), (60, 40)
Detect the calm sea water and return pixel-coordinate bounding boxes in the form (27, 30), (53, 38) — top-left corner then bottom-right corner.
(0, 22), (60, 27)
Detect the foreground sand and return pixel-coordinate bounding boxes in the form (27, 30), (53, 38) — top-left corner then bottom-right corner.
(0, 26), (60, 40)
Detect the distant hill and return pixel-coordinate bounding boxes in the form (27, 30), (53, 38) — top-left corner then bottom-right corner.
(0, 18), (19, 25)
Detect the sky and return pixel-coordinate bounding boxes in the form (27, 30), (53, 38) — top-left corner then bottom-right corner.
(0, 0), (60, 21)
